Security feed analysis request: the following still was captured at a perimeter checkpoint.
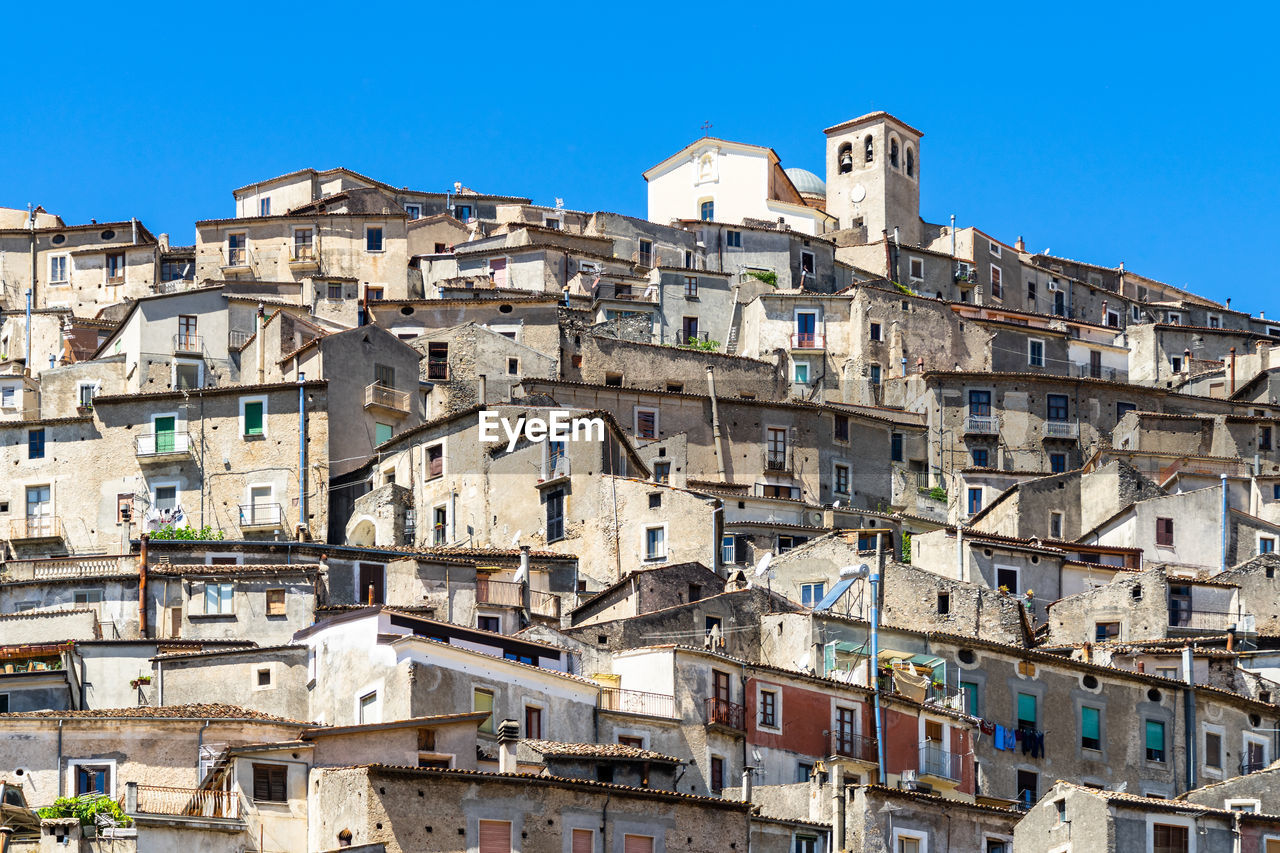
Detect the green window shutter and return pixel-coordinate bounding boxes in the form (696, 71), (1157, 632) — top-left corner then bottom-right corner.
(1017, 693), (1037, 727)
(961, 681), (980, 717)
(375, 423), (393, 445)
(1081, 707), (1100, 741)
(1146, 720), (1164, 752)
(244, 401), (264, 435)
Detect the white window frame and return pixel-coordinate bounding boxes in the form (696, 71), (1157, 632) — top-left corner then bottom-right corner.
(988, 241), (1002, 258)
(908, 256), (924, 281)
(103, 251), (127, 286)
(226, 232), (248, 266)
(48, 254), (70, 285)
(1258, 533), (1277, 555)
(356, 686), (382, 724)
(800, 582), (825, 608)
(1049, 511), (1064, 540)
(0, 381), (17, 410)
(634, 406), (659, 440)
(203, 552), (244, 565)
(793, 359), (811, 384)
(1207, 314), (1221, 329)
(253, 662), (276, 692)
(643, 523), (668, 561)
(1107, 310), (1121, 327)
(995, 564), (1020, 595)
(404, 203), (422, 220)
(202, 581), (234, 616)
(1225, 798), (1261, 813)
(893, 828), (928, 853)
(171, 358), (204, 390)
(1244, 732), (1270, 768)
(832, 461), (851, 496)
(1167, 312), (1182, 325)
(245, 482), (275, 512)
(239, 395), (269, 438)
(259, 197), (271, 216)
(1028, 339), (1045, 367)
(150, 478), (181, 513)
(1145, 814), (1197, 853)
(989, 264), (1002, 294)
(756, 683), (783, 733)
(76, 381), (100, 409)
(1201, 723), (1226, 774)
(66, 758), (117, 798)
(364, 224), (385, 253)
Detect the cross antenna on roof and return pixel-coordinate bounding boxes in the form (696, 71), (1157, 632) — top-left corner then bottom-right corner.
(701, 120), (713, 136)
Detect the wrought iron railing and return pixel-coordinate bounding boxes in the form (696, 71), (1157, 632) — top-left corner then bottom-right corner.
(918, 743), (963, 781)
(1043, 421), (1079, 439)
(8, 517), (64, 541)
(598, 687), (676, 718)
(364, 383), (410, 413)
(705, 697), (745, 731)
(964, 415), (999, 435)
(831, 732), (878, 762)
(789, 333), (826, 350)
(136, 431), (192, 457)
(238, 503), (283, 528)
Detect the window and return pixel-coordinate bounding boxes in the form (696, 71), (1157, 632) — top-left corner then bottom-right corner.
(682, 316), (699, 344)
(908, 257), (924, 281)
(242, 399), (264, 437)
(796, 836), (818, 853)
(1028, 340), (1045, 367)
(645, 525), (666, 560)
(889, 138), (900, 167)
(1017, 692), (1037, 729)
(685, 276), (698, 297)
(997, 567), (1018, 594)
(226, 233), (246, 266)
(1263, 427), (1274, 451)
(430, 505), (447, 545)
(709, 756), (725, 793)
(28, 429), (45, 459)
(404, 203), (421, 219)
(425, 444), (444, 479)
(648, 493), (661, 509)
(1047, 394), (1069, 422)
(937, 592), (950, 614)
(961, 680), (980, 717)
(1205, 730), (1222, 769)
(0, 384), (14, 409)
(256, 667), (272, 687)
(524, 705), (542, 739)
(760, 689), (778, 728)
(78, 383), (96, 408)
(365, 226), (384, 252)
(1146, 719), (1166, 762)
(869, 364), (881, 384)
(266, 589), (286, 616)
(800, 583), (825, 608)
(174, 360), (202, 390)
(834, 415), (849, 442)
(968, 389), (992, 416)
(623, 835), (654, 853)
(507, 357), (519, 375)
(49, 254), (68, 283)
(700, 200), (714, 221)
(891, 432), (904, 462)
(154, 485), (177, 511)
(726, 230), (742, 248)
(1049, 511), (1064, 539)
(1167, 312), (1182, 325)
(375, 423), (392, 445)
(1117, 402), (1136, 420)
(870, 322), (882, 341)
(259, 197), (271, 216)
(204, 582), (233, 615)
(546, 488), (565, 542)
(967, 487), (983, 516)
(1027, 279), (1036, 303)
(896, 835), (922, 853)
(794, 362), (810, 384)
(1050, 453), (1067, 474)
(1152, 823), (1187, 853)
(990, 265), (1002, 298)
(1261, 537), (1277, 554)
(905, 147), (915, 177)
(971, 447), (989, 467)
(653, 461), (670, 484)
(478, 820), (512, 853)
(1080, 706), (1101, 750)
(366, 286), (384, 301)
(572, 828), (594, 853)
(426, 342), (449, 380)
(1016, 769), (1038, 809)
(74, 764), (112, 797)
(106, 252), (125, 282)
(1171, 356), (1183, 373)
(326, 281), (343, 300)
(453, 204), (472, 221)
(635, 408), (658, 439)
(1156, 517), (1175, 547)
(638, 239), (653, 266)
(833, 463), (850, 494)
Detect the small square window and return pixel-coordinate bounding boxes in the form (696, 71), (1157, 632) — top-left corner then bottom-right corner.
(507, 358), (519, 375)
(870, 322), (882, 341)
(908, 257), (924, 280)
(266, 588), (286, 616)
(648, 493), (661, 509)
(366, 226), (384, 252)
(257, 668), (271, 686)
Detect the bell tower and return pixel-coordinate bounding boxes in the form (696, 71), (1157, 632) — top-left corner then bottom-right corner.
(824, 112), (922, 246)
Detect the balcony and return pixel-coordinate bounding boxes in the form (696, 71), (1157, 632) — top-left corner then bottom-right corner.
(21, 555), (135, 580)
(1073, 363), (1125, 382)
(830, 732), (879, 764)
(8, 517), (64, 543)
(173, 334), (203, 355)
(364, 382), (411, 418)
(222, 248), (249, 271)
(540, 453), (570, 486)
(705, 697), (746, 732)
(594, 283), (657, 304)
(954, 266), (977, 284)
(964, 415), (999, 435)
(127, 783), (240, 820)
(918, 743), (963, 782)
(1240, 759), (1269, 775)
(1169, 608), (1236, 632)
(136, 431), (193, 462)
(239, 503), (283, 532)
(476, 578), (523, 607)
(763, 447), (793, 473)
(598, 687), (677, 719)
(1043, 421), (1079, 440)
(530, 589), (561, 619)
(790, 333), (826, 351)
(289, 244), (319, 270)
(228, 329), (252, 349)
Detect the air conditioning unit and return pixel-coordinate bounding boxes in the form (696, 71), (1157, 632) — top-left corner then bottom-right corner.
(579, 261), (602, 274)
(1047, 282), (1059, 292)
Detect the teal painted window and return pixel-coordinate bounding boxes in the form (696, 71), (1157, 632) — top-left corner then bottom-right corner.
(1081, 707), (1100, 750)
(1017, 693), (1037, 728)
(375, 423), (392, 445)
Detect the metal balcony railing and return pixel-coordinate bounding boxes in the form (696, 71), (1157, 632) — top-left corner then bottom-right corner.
(954, 266), (977, 284)
(705, 697), (745, 731)
(238, 503), (283, 529)
(228, 329), (252, 349)
(543, 454), (570, 482)
(789, 333), (826, 350)
(174, 334), (203, 354)
(598, 687), (677, 719)
(476, 578), (523, 607)
(964, 415), (999, 435)
(224, 247), (248, 267)
(290, 244), (316, 263)
(1169, 609), (1236, 631)
(364, 383), (410, 414)
(763, 447), (793, 472)
(1240, 759), (1269, 775)
(918, 743), (963, 782)
(136, 431), (192, 457)
(594, 283), (657, 303)
(1043, 421), (1079, 440)
(831, 732), (878, 763)
(426, 361), (449, 381)
(1073, 363), (1123, 381)
(8, 517), (64, 541)
(530, 589), (561, 619)
(131, 784), (240, 819)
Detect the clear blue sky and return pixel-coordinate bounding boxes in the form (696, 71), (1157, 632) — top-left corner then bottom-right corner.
(5, 2), (1276, 313)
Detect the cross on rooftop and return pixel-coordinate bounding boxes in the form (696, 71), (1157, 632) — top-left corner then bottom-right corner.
(701, 120), (712, 136)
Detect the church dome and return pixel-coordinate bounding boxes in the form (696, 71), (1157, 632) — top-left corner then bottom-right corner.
(785, 168), (826, 196)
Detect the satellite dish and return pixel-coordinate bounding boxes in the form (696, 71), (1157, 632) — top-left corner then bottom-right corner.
(511, 530), (522, 548)
(752, 749), (763, 764)
(755, 552), (774, 578)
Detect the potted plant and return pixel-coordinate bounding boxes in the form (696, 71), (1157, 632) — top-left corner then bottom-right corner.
(130, 675), (152, 689)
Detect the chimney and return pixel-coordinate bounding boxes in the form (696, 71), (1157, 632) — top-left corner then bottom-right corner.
(741, 767), (754, 803)
(477, 373), (487, 404)
(1101, 299), (1108, 324)
(1136, 660), (1145, 673)
(1015, 235), (1025, 252)
(497, 719), (520, 772)
(1258, 340), (1271, 372)
(1183, 349), (1191, 376)
(1227, 626), (1237, 653)
(1227, 298), (1232, 310)
(158, 232), (170, 252)
(1082, 642), (1092, 663)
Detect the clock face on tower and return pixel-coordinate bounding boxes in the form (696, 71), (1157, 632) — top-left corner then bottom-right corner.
(850, 183), (867, 203)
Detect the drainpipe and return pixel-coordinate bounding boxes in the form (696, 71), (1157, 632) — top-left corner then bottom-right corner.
(1221, 474), (1229, 573)
(197, 719), (212, 780)
(56, 719), (64, 797)
(1183, 644), (1197, 792)
(949, 215), (956, 259)
(1230, 347), (1237, 395)
(24, 289), (32, 370)
(706, 366), (727, 481)
(956, 524), (964, 582)
(298, 373), (308, 540)
(255, 303), (265, 384)
(139, 534), (149, 638)
(871, 567), (886, 782)
(711, 503), (723, 575)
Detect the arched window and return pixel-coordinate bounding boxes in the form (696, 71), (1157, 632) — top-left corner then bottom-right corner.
(838, 143), (853, 174)
(700, 200), (714, 221)
(906, 146), (915, 178)
(889, 138), (900, 169)
(864, 135), (874, 163)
